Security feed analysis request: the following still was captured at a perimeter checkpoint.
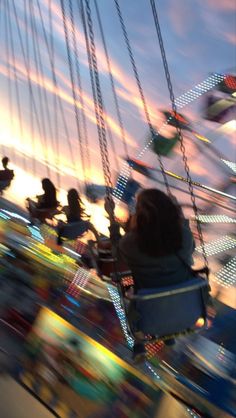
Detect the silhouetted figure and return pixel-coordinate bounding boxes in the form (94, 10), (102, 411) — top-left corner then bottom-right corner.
(0, 156), (14, 194)
(57, 188), (99, 245)
(35, 178), (58, 209)
(26, 178), (58, 223)
(64, 188), (87, 223)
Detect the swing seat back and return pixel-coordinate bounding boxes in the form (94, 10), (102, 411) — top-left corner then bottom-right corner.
(0, 180), (11, 191)
(132, 277), (209, 337)
(60, 220), (90, 240)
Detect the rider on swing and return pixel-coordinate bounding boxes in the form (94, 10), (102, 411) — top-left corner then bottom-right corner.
(105, 188), (196, 361)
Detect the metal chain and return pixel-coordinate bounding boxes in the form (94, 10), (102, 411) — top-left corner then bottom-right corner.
(79, 0), (106, 184)
(60, 0), (86, 190)
(150, 0), (208, 269)
(94, 0), (129, 160)
(30, 0), (55, 172)
(36, 0), (79, 190)
(37, 0), (61, 185)
(69, 0), (92, 180)
(83, 0), (114, 206)
(80, 0), (120, 184)
(6, 0), (26, 172)
(28, 0), (51, 178)
(114, 0), (171, 196)
(5, 0), (16, 163)
(12, 0), (50, 176)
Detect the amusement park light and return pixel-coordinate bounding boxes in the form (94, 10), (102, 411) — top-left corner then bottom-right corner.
(106, 284), (134, 347)
(145, 362), (161, 380)
(1, 209), (30, 224)
(221, 159), (236, 174)
(114, 73), (225, 201)
(195, 215), (236, 224)
(27, 225), (44, 242)
(215, 257), (236, 288)
(67, 267), (91, 297)
(196, 235), (236, 257)
(0, 211), (10, 220)
(195, 317), (205, 328)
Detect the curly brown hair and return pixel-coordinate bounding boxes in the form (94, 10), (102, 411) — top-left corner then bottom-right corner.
(134, 188), (183, 257)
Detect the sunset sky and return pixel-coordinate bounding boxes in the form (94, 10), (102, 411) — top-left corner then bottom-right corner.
(0, 0), (235, 213)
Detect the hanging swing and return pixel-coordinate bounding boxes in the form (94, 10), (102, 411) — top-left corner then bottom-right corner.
(116, 0), (211, 346)
(26, 199), (61, 224)
(82, 0), (211, 349)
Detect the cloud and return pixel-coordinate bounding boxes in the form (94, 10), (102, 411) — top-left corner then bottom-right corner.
(199, 1), (236, 47)
(167, 0), (194, 37)
(1, 52), (138, 150)
(206, 0), (236, 11)
(41, 0), (163, 133)
(223, 32), (236, 45)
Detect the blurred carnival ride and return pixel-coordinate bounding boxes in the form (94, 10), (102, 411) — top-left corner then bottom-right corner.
(0, 203), (235, 417)
(0, 0), (235, 416)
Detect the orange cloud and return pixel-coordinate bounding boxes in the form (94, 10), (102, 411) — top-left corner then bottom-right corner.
(42, 0), (162, 133)
(53, 67), (137, 148)
(2, 54), (137, 150)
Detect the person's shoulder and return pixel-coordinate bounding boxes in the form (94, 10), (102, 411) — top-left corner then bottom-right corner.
(182, 218), (191, 233)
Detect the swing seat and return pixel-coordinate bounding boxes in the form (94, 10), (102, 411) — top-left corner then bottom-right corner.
(27, 199), (60, 223)
(127, 276), (209, 339)
(152, 132), (179, 156)
(0, 180), (11, 192)
(60, 220), (90, 240)
(0, 170), (14, 192)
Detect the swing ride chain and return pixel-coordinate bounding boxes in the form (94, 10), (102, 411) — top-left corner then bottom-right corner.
(84, 0), (114, 212)
(80, 0), (111, 194)
(94, 0), (129, 161)
(80, 0), (104, 168)
(150, 0), (208, 269)
(69, 0), (92, 179)
(83, 0), (123, 282)
(114, 0), (171, 196)
(60, 0), (87, 188)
